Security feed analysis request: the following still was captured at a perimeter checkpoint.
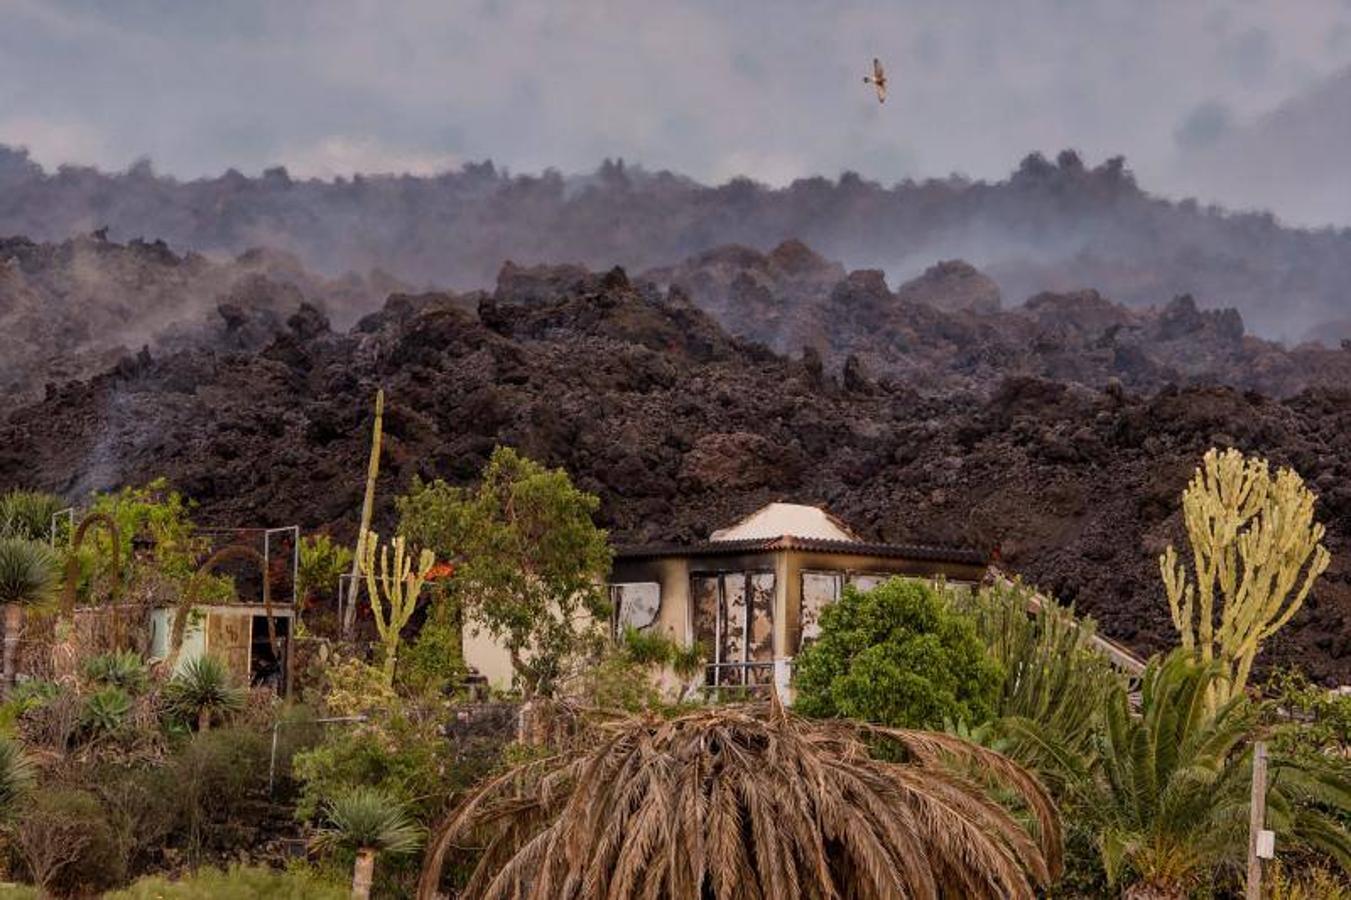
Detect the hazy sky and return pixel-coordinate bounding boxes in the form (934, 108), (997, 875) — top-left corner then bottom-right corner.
(2, 0), (1350, 223)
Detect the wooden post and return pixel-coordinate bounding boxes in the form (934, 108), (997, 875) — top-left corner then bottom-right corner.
(1246, 740), (1268, 900)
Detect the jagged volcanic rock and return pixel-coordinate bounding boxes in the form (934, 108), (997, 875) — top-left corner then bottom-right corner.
(1, 270), (1347, 684)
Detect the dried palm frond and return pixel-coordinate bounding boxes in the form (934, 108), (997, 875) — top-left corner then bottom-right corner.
(418, 703), (1061, 900)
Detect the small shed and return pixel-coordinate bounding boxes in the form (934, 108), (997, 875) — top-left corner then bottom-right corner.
(149, 604), (293, 690)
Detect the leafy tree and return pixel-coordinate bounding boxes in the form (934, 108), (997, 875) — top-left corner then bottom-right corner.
(314, 786), (423, 900)
(1160, 448), (1330, 711)
(418, 705), (1062, 900)
(296, 533), (353, 605)
(164, 656), (247, 732)
(396, 447), (613, 699)
(793, 577), (1002, 729)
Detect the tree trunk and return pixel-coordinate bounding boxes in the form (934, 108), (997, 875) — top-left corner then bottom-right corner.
(198, 706), (212, 732)
(352, 848), (376, 900)
(2, 603), (23, 691)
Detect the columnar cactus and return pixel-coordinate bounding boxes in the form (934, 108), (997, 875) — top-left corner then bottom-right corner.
(343, 388), (384, 639)
(359, 531), (435, 686)
(1160, 447), (1330, 711)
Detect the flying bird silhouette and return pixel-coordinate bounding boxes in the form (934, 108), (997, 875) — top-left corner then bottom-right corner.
(863, 57), (886, 103)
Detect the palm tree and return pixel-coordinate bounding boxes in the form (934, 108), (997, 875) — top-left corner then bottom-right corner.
(314, 786), (423, 900)
(1082, 651), (1351, 898)
(0, 538), (61, 688)
(164, 655), (246, 731)
(417, 703), (1062, 900)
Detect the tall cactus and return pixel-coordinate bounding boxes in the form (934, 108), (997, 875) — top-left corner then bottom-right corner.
(343, 388), (384, 639)
(1160, 447), (1330, 711)
(358, 531), (435, 686)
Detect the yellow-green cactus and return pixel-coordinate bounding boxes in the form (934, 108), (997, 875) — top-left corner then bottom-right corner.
(1160, 448), (1330, 711)
(358, 530), (435, 686)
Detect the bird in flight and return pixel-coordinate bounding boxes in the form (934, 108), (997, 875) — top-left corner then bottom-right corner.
(863, 57), (886, 103)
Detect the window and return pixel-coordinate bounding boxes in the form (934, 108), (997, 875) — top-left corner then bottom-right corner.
(609, 582), (661, 635)
(847, 572), (891, 592)
(799, 571), (843, 648)
(691, 572), (775, 688)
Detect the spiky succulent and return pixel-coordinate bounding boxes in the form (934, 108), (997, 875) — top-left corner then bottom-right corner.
(164, 655), (246, 730)
(81, 650), (149, 694)
(314, 786), (423, 856)
(0, 537), (61, 609)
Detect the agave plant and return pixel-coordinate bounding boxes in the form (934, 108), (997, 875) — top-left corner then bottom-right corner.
(0, 537), (62, 688)
(81, 650), (149, 694)
(314, 786), (423, 900)
(0, 490), (63, 542)
(164, 655), (246, 732)
(80, 685), (132, 737)
(417, 703), (1062, 900)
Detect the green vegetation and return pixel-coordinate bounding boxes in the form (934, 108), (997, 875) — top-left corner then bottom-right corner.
(107, 864), (345, 899)
(357, 531), (436, 687)
(164, 655), (247, 732)
(313, 786), (422, 900)
(396, 447), (613, 699)
(793, 577), (1002, 729)
(0, 446), (1341, 898)
(0, 491), (63, 542)
(81, 650), (150, 693)
(296, 533), (352, 605)
(0, 538), (61, 611)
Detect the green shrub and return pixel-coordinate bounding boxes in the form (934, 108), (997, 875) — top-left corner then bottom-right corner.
(84, 761), (180, 881)
(793, 578), (1002, 729)
(297, 534), (353, 604)
(0, 680), (61, 735)
(0, 490), (63, 542)
(395, 592), (466, 697)
(169, 725), (271, 861)
(107, 863), (345, 899)
(82, 650), (150, 694)
(291, 711), (454, 824)
(15, 786), (124, 896)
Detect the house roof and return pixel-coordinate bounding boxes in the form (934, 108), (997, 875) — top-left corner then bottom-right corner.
(614, 534), (989, 566)
(617, 503), (985, 565)
(710, 503), (860, 542)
